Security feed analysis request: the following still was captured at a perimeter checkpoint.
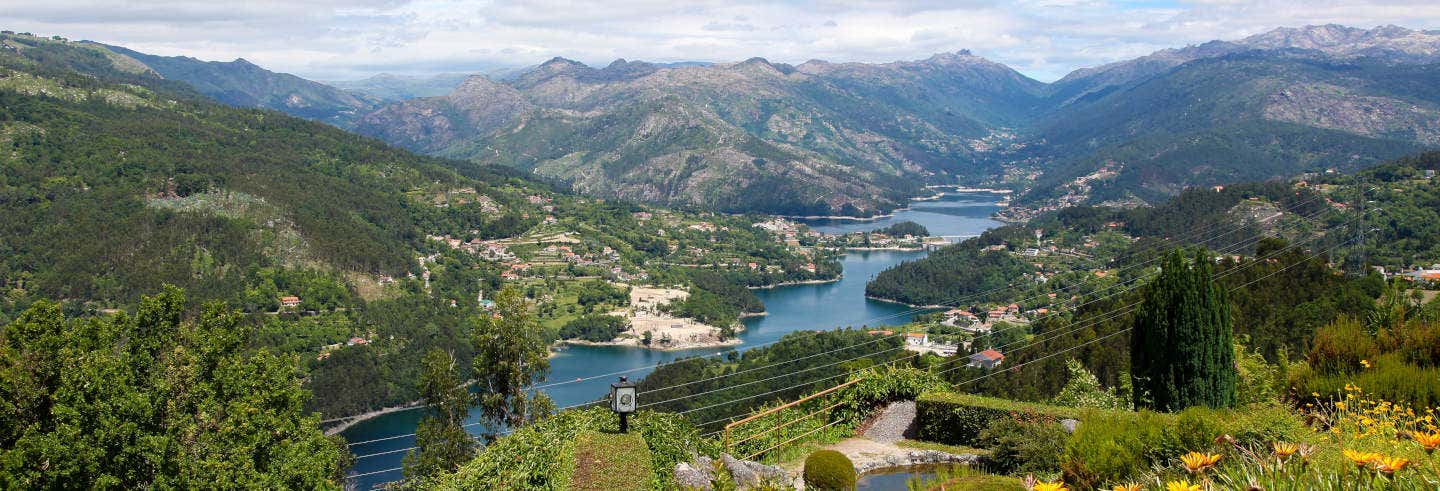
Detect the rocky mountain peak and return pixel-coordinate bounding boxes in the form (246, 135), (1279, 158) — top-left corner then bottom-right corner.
(1238, 24), (1440, 59)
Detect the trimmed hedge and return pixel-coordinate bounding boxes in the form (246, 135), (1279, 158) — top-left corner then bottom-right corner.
(915, 392), (1083, 446)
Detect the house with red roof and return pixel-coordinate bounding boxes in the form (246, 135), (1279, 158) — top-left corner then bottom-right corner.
(968, 349), (1005, 369)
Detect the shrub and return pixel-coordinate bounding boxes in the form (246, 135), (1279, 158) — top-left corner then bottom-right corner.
(1061, 410), (1175, 488)
(1296, 354), (1440, 408)
(976, 413), (1069, 475)
(1307, 317), (1377, 376)
(1225, 404), (1315, 448)
(803, 450), (856, 490)
(833, 366), (946, 422)
(916, 392), (1081, 446)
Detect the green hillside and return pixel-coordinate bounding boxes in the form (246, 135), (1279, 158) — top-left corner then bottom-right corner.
(0, 32), (541, 309)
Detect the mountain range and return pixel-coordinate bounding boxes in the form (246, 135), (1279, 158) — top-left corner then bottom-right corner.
(62, 24), (1440, 215)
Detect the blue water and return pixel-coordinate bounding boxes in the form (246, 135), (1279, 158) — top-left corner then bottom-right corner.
(341, 192), (1003, 488)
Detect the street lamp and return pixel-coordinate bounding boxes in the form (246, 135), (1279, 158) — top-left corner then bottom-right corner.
(610, 376), (637, 433)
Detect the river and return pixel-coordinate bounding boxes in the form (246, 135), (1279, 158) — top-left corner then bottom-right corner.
(342, 190), (1004, 487)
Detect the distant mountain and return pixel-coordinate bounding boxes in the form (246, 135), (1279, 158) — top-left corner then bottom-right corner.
(353, 52), (1046, 215)
(0, 32), (542, 303)
(1027, 25), (1440, 204)
(100, 44), (380, 125)
(56, 24), (1439, 214)
(1052, 24), (1440, 107)
(327, 72), (474, 101)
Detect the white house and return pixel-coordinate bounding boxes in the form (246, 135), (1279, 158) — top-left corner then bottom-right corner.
(904, 332), (928, 346)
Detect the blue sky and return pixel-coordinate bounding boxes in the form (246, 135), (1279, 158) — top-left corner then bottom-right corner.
(3, 0), (1439, 81)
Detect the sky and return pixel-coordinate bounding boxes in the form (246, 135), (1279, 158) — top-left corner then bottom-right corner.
(3, 0), (1440, 82)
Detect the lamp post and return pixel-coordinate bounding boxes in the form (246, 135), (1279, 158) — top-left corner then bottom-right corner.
(610, 376), (637, 433)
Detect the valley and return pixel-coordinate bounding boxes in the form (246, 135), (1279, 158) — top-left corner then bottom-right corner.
(3, 17), (1440, 491)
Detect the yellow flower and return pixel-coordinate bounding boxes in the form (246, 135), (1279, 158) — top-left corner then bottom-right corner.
(1179, 451), (1222, 473)
(1374, 455), (1410, 474)
(1343, 449), (1379, 468)
(1111, 484), (1142, 491)
(1311, 392), (1320, 397)
(1361, 359), (1371, 368)
(1272, 441), (1298, 459)
(1336, 401), (1347, 411)
(1166, 481), (1202, 491)
(1033, 482), (1069, 491)
(1413, 431), (1440, 453)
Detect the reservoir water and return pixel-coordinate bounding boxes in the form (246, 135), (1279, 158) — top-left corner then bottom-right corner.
(343, 191), (1004, 487)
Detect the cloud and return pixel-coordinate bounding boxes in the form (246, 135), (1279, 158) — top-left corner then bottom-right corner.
(2, 0), (1438, 81)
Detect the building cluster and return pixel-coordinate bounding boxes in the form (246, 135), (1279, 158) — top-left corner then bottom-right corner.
(752, 217), (816, 247)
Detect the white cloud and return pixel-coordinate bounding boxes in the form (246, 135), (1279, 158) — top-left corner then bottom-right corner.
(2, 0), (1438, 81)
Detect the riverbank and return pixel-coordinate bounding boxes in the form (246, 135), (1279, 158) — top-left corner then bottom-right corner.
(562, 334), (742, 351)
(323, 401), (427, 436)
(925, 185), (1013, 194)
(747, 277), (842, 289)
(863, 294), (948, 309)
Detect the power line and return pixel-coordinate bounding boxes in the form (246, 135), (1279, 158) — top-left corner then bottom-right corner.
(339, 190), (1336, 443)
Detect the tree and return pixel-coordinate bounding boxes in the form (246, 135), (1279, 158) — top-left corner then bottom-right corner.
(1051, 359), (1127, 410)
(1130, 249), (1237, 411)
(403, 349), (475, 481)
(472, 286), (552, 437)
(0, 287), (347, 488)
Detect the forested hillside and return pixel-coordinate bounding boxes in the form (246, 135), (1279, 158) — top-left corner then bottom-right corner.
(0, 32), (540, 310)
(867, 180), (1347, 307)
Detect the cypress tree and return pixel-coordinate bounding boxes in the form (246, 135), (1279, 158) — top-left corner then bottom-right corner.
(1130, 248), (1237, 410)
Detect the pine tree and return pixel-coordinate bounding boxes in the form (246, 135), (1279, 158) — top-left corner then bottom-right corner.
(1130, 249), (1237, 410)
(403, 348), (475, 481)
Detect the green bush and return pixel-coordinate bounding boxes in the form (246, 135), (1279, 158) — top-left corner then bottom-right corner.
(1307, 316), (1378, 375)
(915, 392), (1081, 446)
(1061, 405), (1314, 487)
(1061, 410), (1176, 488)
(976, 413), (1069, 475)
(803, 450), (856, 490)
(1226, 405), (1316, 448)
(833, 366), (947, 422)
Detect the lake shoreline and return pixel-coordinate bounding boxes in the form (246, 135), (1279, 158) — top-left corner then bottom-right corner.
(323, 401), (427, 436)
(748, 277), (843, 289)
(863, 294), (949, 309)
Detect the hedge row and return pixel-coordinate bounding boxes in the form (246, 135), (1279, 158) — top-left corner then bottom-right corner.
(915, 392), (1084, 446)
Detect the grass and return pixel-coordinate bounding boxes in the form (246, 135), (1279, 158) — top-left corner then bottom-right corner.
(569, 430), (653, 491)
(896, 439), (991, 457)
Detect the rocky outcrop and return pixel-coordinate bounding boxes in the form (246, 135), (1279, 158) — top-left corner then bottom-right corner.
(350, 51), (1047, 216)
(675, 454), (793, 490)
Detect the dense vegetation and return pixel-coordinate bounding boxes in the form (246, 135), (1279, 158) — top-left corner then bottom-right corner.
(954, 240), (1382, 403)
(0, 287), (347, 488)
(872, 220), (929, 237)
(867, 180), (1343, 307)
(0, 33), (541, 309)
(558, 314), (631, 342)
(864, 230), (1034, 306)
